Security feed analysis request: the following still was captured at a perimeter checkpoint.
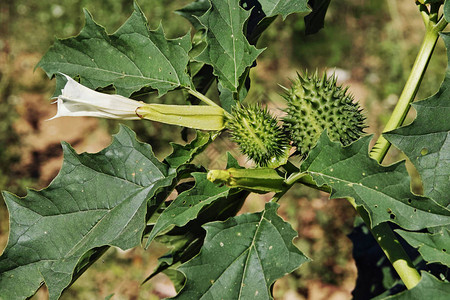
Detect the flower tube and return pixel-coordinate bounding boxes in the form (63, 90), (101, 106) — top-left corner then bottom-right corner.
(50, 74), (225, 130)
(51, 74), (143, 120)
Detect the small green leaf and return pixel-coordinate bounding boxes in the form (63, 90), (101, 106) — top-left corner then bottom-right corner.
(146, 173), (230, 245)
(164, 131), (213, 171)
(301, 133), (450, 230)
(144, 233), (201, 289)
(395, 228), (450, 267)
(255, 0), (311, 20)
(384, 33), (450, 207)
(176, 0), (211, 30)
(196, 0), (264, 92)
(380, 272), (450, 300)
(38, 3), (192, 97)
(174, 202), (309, 299)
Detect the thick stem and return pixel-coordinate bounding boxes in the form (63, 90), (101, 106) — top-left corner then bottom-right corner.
(370, 22), (441, 161)
(367, 16), (447, 290)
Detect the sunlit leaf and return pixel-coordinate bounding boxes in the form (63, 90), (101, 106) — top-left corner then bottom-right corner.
(301, 133), (450, 230)
(174, 202), (309, 299)
(38, 2), (192, 97)
(196, 0), (264, 92)
(146, 173), (229, 246)
(384, 33), (450, 207)
(380, 272), (450, 300)
(395, 227), (450, 267)
(0, 126), (210, 300)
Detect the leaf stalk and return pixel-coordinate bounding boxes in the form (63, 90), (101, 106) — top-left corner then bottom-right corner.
(187, 88), (221, 108)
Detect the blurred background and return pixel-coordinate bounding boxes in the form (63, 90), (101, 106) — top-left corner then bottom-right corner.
(0, 0), (447, 299)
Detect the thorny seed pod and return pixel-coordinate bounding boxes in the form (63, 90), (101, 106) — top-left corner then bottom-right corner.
(282, 71), (366, 157)
(226, 104), (290, 167)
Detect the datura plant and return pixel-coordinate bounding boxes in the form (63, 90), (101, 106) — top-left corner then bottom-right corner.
(1, 1), (450, 299)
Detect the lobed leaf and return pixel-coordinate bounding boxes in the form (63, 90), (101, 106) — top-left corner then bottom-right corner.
(38, 2), (192, 97)
(395, 227), (450, 267)
(196, 0), (264, 92)
(0, 125), (174, 299)
(300, 133), (450, 231)
(146, 173), (230, 246)
(176, 0), (211, 30)
(380, 271), (450, 300)
(254, 0), (310, 20)
(173, 202), (309, 299)
(164, 131), (213, 171)
(384, 33), (450, 207)
(0, 126), (210, 300)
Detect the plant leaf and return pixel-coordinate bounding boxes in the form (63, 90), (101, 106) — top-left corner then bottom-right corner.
(300, 133), (450, 231)
(304, 0), (331, 35)
(37, 2), (192, 97)
(0, 125), (180, 300)
(173, 202), (309, 299)
(380, 271), (450, 300)
(146, 173), (230, 246)
(395, 227), (450, 267)
(176, 0), (211, 30)
(196, 0), (264, 92)
(252, 0), (310, 20)
(164, 131), (213, 171)
(146, 188), (249, 285)
(444, 0), (450, 23)
(384, 34), (450, 207)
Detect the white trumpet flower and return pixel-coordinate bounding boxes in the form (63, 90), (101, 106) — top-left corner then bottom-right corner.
(50, 74), (143, 120)
(50, 73), (226, 131)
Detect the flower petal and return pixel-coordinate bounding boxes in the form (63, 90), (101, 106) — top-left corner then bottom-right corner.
(51, 74), (143, 120)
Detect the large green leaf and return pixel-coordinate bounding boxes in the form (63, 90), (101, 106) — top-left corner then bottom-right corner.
(196, 0), (264, 92)
(146, 173), (230, 245)
(300, 133), (450, 231)
(38, 2), (192, 97)
(395, 227), (450, 267)
(173, 202), (309, 299)
(384, 34), (450, 207)
(0, 125), (209, 300)
(380, 272), (450, 300)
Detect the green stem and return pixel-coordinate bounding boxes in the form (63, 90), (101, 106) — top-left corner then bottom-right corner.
(187, 88), (233, 119)
(370, 19), (444, 161)
(367, 14), (447, 290)
(187, 88), (221, 108)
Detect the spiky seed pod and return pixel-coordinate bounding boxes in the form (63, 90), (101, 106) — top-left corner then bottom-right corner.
(226, 104), (290, 167)
(283, 71), (366, 157)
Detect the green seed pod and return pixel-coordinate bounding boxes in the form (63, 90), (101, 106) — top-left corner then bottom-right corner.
(226, 104), (290, 167)
(283, 71), (366, 157)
